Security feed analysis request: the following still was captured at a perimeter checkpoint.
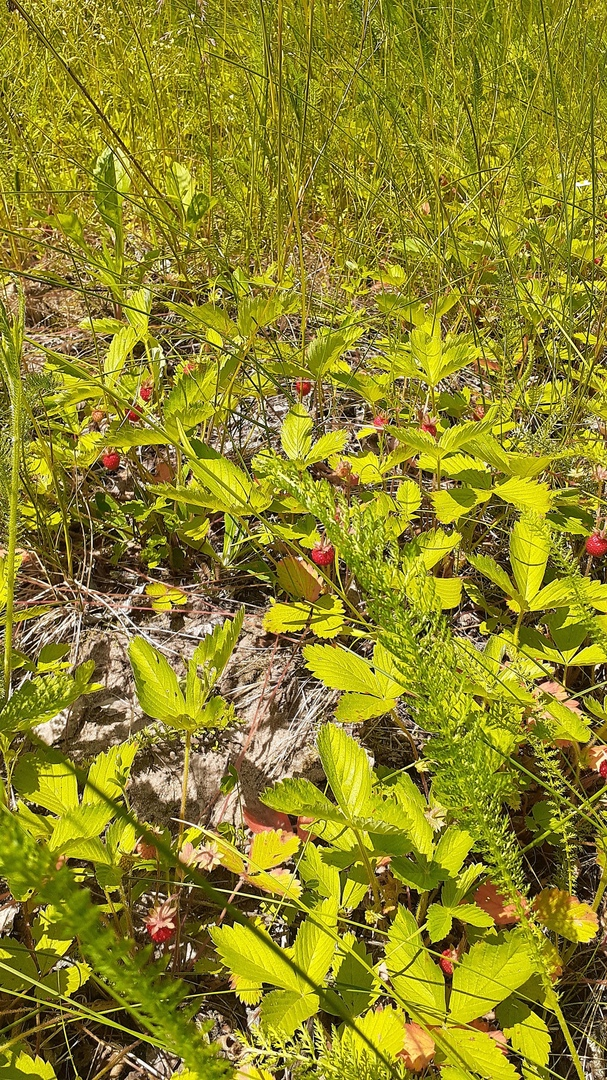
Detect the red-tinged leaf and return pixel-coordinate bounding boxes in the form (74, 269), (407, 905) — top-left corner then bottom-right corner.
(584, 745), (607, 774)
(276, 556), (324, 602)
(243, 805), (293, 835)
(398, 1022), (436, 1072)
(533, 888), (598, 942)
(473, 882), (526, 926)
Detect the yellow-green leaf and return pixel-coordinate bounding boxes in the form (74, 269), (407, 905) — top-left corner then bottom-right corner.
(533, 888), (598, 942)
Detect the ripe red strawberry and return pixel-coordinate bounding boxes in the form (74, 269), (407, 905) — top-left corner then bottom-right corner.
(372, 414), (387, 429)
(101, 450), (121, 472)
(146, 922), (174, 944)
(311, 540), (335, 567)
(139, 384), (153, 402)
(439, 949), (455, 977)
(600, 759), (607, 779)
(182, 361), (197, 375)
(586, 533), (607, 558)
(420, 417), (437, 437)
(145, 897), (177, 943)
(126, 407), (141, 422)
(295, 378), (312, 396)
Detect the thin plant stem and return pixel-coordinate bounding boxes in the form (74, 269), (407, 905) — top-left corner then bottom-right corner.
(179, 730), (192, 840)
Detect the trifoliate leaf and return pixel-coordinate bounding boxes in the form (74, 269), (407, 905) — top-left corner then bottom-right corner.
(145, 582), (188, 612)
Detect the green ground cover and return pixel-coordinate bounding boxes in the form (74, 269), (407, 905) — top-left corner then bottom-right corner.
(1, 1), (607, 1077)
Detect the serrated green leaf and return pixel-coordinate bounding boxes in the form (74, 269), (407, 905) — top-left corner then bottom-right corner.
(210, 921), (300, 992)
(293, 899), (338, 984)
(0, 663), (98, 737)
(440, 1026), (520, 1080)
(396, 479), (423, 521)
(306, 325), (364, 377)
(509, 518), (550, 603)
(264, 596), (345, 639)
(338, 1003), (408, 1061)
(335, 693), (397, 722)
(249, 830), (300, 872)
(298, 843), (341, 901)
(333, 933), (376, 1015)
(495, 476), (552, 516)
(0, 1048), (58, 1078)
(190, 609), (244, 688)
(260, 988), (319, 1035)
(434, 829), (473, 874)
(303, 644), (384, 695)
(281, 405), (313, 461)
(145, 582), (188, 612)
(415, 528), (461, 571)
(307, 429), (348, 463)
(496, 999), (551, 1069)
(261, 776), (345, 824)
(467, 553), (515, 598)
(448, 933), (535, 1024)
(385, 905), (446, 1023)
(452, 904), (494, 928)
(434, 577), (463, 609)
(128, 637), (186, 724)
(184, 442), (271, 514)
(372, 642), (408, 698)
(411, 324), (443, 386)
(431, 487), (481, 524)
(83, 742), (138, 807)
(12, 750), (78, 814)
(48, 803), (115, 853)
(427, 904), (454, 942)
(317, 724), (373, 820)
